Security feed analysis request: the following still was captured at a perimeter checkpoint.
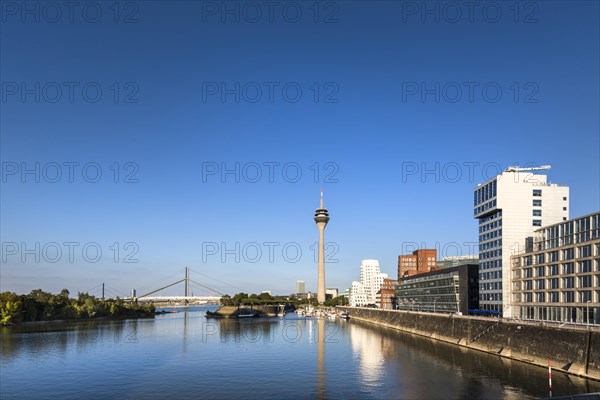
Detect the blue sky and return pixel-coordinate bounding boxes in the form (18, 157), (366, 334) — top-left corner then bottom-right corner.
(1, 1), (599, 297)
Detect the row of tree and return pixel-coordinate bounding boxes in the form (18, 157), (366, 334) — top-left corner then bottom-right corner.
(219, 292), (348, 307)
(0, 289), (155, 325)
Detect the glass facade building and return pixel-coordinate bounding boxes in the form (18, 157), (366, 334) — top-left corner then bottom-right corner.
(395, 264), (479, 314)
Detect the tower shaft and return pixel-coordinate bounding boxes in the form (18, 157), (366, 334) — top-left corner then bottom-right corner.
(317, 224), (326, 304)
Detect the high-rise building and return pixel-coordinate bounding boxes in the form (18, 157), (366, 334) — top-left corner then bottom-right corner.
(296, 280), (306, 295)
(398, 249), (438, 279)
(511, 211), (599, 325)
(350, 259), (388, 306)
(314, 191), (330, 304)
(474, 166), (569, 317)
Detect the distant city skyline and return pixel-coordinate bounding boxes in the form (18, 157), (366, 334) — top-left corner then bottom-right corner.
(1, 2), (598, 296)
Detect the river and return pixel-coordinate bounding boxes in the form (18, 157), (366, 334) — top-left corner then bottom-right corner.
(1, 306), (599, 399)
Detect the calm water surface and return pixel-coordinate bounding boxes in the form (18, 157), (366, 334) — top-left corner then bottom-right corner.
(2, 306), (599, 399)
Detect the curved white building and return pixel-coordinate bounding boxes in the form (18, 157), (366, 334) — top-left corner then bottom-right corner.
(350, 259), (388, 307)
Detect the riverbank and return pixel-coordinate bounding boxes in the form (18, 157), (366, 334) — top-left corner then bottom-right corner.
(341, 307), (600, 381)
(206, 305), (293, 318)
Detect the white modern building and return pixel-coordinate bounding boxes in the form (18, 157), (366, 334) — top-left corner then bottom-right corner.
(296, 280), (305, 294)
(349, 259), (388, 307)
(474, 166), (569, 317)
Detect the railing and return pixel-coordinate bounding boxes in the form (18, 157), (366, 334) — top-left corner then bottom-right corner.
(468, 319), (502, 344)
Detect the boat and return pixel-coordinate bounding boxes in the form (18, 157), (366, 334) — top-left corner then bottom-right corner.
(237, 313), (259, 318)
(339, 311), (350, 319)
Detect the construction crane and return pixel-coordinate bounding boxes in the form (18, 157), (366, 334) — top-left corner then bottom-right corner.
(505, 165), (551, 173)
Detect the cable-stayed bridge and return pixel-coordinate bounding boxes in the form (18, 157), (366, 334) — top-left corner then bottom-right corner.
(85, 268), (240, 305)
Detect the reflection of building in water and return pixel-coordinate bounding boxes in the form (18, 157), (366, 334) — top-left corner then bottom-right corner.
(316, 319), (326, 400)
(349, 323), (390, 383)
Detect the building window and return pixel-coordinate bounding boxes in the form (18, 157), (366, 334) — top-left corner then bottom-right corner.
(533, 189), (542, 197)
(579, 291), (592, 302)
(562, 277), (574, 288)
(549, 292), (559, 302)
(563, 207), (567, 211)
(563, 197), (567, 201)
(533, 199), (542, 207)
(579, 275), (592, 288)
(536, 292), (545, 302)
(562, 263), (575, 274)
(579, 245), (592, 258)
(562, 291), (575, 302)
(548, 264), (559, 275)
(533, 220), (542, 227)
(563, 248), (574, 260)
(536, 254), (545, 265)
(579, 260), (592, 273)
(533, 210), (542, 217)
(549, 251), (559, 262)
(535, 279), (545, 290)
(549, 278), (559, 289)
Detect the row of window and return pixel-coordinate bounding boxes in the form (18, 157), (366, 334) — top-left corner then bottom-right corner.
(521, 260), (599, 277)
(521, 290), (593, 303)
(479, 215), (502, 233)
(480, 259), (501, 270)
(539, 234), (600, 250)
(481, 248), (502, 260)
(480, 239), (501, 251)
(480, 282), (502, 291)
(480, 293), (502, 302)
(474, 180), (497, 206)
(480, 270), (502, 281)
(474, 199), (497, 216)
(523, 246), (598, 265)
(519, 274), (600, 290)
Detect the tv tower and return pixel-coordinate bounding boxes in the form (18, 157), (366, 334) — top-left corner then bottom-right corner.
(314, 190), (330, 304)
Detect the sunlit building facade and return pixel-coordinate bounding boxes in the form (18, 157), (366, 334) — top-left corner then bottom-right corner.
(395, 264), (479, 313)
(512, 212), (600, 325)
(474, 169), (569, 317)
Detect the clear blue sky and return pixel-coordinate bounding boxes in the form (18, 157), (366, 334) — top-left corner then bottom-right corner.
(1, 1), (599, 297)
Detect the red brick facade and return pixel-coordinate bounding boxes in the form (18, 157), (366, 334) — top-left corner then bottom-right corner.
(398, 249), (438, 280)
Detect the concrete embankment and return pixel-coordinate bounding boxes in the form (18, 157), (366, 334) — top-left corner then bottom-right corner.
(342, 307), (600, 381)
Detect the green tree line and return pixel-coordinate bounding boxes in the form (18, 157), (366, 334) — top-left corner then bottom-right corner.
(219, 292), (348, 307)
(0, 289), (155, 325)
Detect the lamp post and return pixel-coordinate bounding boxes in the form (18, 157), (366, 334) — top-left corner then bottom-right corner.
(587, 300), (591, 329)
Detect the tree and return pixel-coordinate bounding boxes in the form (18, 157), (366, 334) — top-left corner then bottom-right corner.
(220, 294), (233, 306)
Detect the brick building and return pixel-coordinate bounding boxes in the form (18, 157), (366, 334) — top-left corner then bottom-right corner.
(398, 249), (438, 279)
(376, 278), (398, 309)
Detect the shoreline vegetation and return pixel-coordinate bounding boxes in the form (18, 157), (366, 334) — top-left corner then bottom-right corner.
(0, 289), (155, 326)
(208, 292), (349, 318)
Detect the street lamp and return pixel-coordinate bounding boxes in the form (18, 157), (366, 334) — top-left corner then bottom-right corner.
(587, 300), (591, 329)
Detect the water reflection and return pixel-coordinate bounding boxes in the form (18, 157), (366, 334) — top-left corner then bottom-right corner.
(349, 322), (387, 385)
(317, 318), (326, 400)
(0, 319), (133, 360)
(2, 309), (600, 399)
(348, 318), (600, 399)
